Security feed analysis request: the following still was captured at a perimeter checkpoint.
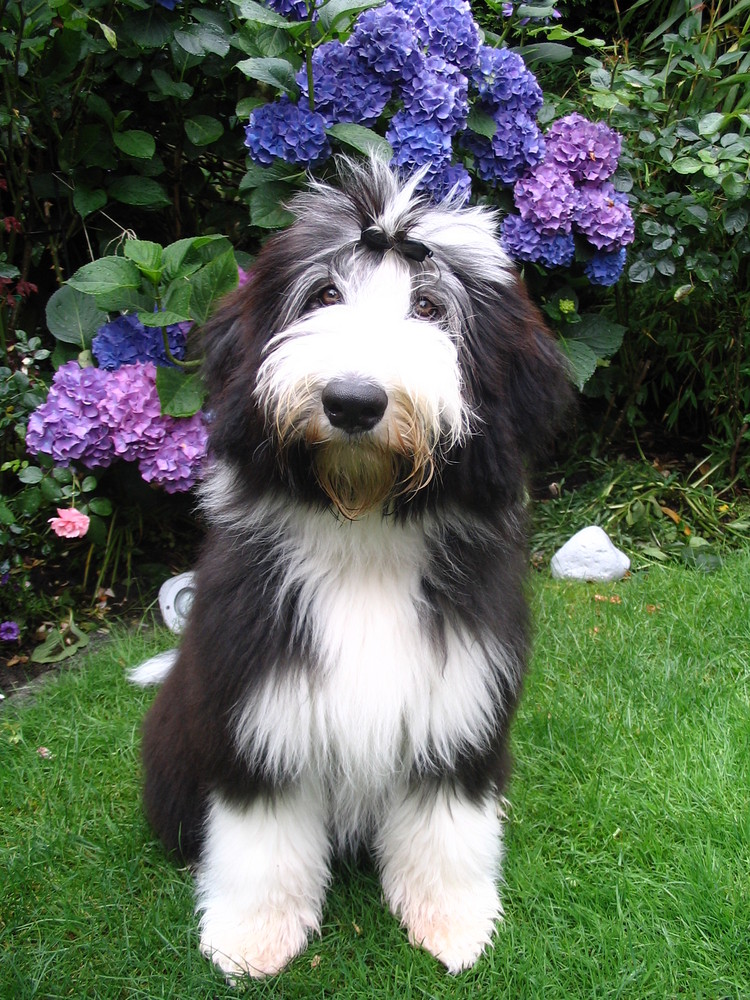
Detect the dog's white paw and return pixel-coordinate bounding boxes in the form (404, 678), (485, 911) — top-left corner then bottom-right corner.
(404, 901), (502, 974)
(200, 910), (312, 979)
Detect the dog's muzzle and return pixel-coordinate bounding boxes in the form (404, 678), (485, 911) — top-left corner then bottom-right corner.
(321, 378), (388, 435)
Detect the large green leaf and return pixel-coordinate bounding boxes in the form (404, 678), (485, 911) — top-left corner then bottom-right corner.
(73, 185), (107, 220)
(249, 183), (295, 229)
(316, 0), (383, 32)
(45, 285), (109, 348)
(113, 129), (156, 159)
(156, 367), (207, 418)
(124, 239), (163, 284)
(108, 176), (171, 208)
(560, 339), (598, 391)
(187, 249), (239, 324)
(184, 115), (224, 147)
(326, 123), (392, 159)
(232, 0), (293, 27)
(236, 56), (299, 95)
(67, 256), (141, 299)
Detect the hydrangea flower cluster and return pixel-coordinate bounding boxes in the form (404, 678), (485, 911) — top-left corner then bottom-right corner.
(251, 1), (555, 198)
(502, 113), (634, 285)
(27, 360), (209, 493)
(92, 314), (188, 370)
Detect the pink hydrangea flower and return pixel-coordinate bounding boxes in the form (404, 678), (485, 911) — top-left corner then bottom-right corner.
(48, 507), (91, 539)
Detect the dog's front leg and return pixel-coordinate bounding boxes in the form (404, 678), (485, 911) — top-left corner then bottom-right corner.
(196, 780), (330, 979)
(376, 784), (504, 974)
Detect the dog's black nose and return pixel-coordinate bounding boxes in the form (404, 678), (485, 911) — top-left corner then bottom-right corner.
(322, 378), (388, 434)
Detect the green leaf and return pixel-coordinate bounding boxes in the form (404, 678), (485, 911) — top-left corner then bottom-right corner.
(628, 259), (655, 283)
(113, 130), (156, 159)
(560, 339), (598, 391)
(32, 623), (90, 664)
(570, 314), (625, 358)
(67, 256), (142, 299)
(466, 107), (497, 139)
(109, 176), (171, 208)
(188, 249), (239, 324)
(316, 0), (383, 32)
(18, 466), (43, 485)
(46, 285), (108, 347)
(151, 69), (194, 100)
(137, 309), (191, 327)
(184, 116), (224, 147)
(156, 367), (207, 418)
(162, 236), (234, 280)
(87, 497), (113, 516)
(326, 123), (392, 159)
(124, 240), (163, 283)
(174, 24), (231, 58)
(235, 56), (299, 95)
(698, 112), (726, 136)
(73, 185), (107, 220)
(232, 0), (293, 27)
(672, 157), (703, 174)
(249, 182), (296, 229)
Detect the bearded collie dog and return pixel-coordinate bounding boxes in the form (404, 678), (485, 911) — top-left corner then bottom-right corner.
(133, 157), (572, 979)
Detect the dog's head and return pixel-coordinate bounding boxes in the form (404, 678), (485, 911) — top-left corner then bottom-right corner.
(203, 157), (572, 519)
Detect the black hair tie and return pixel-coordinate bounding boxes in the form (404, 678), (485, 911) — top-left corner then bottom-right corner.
(360, 226), (433, 263)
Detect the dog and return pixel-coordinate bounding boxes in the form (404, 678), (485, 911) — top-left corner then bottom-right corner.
(133, 157), (572, 978)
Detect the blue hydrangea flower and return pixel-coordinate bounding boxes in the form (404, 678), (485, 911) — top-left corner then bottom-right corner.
(411, 0), (481, 73)
(347, 4), (422, 85)
(296, 41), (392, 127)
(423, 162), (472, 202)
(401, 55), (469, 136)
(471, 46), (543, 117)
(92, 314), (187, 371)
(545, 112), (622, 183)
(500, 215), (575, 268)
(264, 0), (310, 19)
(575, 183), (634, 251)
(462, 110), (545, 186)
(584, 247), (627, 286)
(25, 362), (115, 469)
(244, 98), (330, 167)
(154, 0), (181, 8)
(513, 163), (578, 235)
(386, 111), (454, 181)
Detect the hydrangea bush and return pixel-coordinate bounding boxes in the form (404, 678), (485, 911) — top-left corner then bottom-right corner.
(24, 0), (634, 501)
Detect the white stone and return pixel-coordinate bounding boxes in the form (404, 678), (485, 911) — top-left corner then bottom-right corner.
(550, 525), (630, 582)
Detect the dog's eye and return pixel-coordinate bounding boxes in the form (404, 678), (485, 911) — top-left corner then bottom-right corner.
(413, 295), (438, 320)
(318, 285), (341, 307)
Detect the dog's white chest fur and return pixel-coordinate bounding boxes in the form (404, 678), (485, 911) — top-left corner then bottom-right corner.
(233, 507), (503, 827)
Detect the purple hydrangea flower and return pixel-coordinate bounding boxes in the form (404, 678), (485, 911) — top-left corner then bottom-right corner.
(471, 46), (543, 117)
(584, 247), (627, 286)
(411, 0), (481, 73)
(500, 215), (576, 268)
(1, 621), (20, 641)
(296, 41), (392, 128)
(575, 183), (635, 251)
(347, 4), (422, 85)
(92, 314), (188, 371)
(264, 0), (310, 18)
(401, 55), (469, 136)
(545, 112), (622, 183)
(138, 411), (209, 494)
(26, 362), (114, 469)
(244, 98), (330, 167)
(462, 110), (545, 186)
(386, 112), (454, 181)
(99, 363), (166, 461)
(513, 163), (579, 235)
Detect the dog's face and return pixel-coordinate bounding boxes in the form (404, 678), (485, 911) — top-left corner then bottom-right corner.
(203, 158), (572, 519)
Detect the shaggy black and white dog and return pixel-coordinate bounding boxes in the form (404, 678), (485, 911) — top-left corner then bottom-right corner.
(134, 157), (571, 979)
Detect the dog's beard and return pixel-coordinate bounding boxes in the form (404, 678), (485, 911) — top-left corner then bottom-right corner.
(274, 392), (438, 520)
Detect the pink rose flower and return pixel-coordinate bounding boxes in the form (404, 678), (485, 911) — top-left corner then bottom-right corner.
(48, 507), (90, 539)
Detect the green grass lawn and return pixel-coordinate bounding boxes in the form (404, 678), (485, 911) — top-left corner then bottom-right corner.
(2, 554), (749, 999)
